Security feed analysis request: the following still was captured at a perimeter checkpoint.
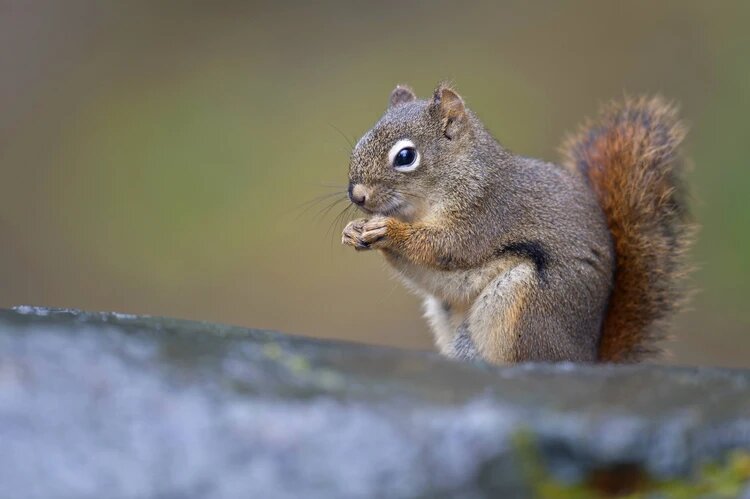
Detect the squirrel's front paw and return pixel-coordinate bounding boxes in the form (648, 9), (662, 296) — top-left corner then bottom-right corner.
(359, 216), (391, 250)
(342, 219), (368, 250)
(342, 216), (393, 251)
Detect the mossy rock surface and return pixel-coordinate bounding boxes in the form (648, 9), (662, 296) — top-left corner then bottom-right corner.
(1, 307), (749, 498)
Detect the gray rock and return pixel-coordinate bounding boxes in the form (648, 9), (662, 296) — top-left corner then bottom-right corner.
(1, 306), (749, 498)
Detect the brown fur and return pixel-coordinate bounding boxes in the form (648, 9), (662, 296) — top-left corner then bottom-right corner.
(560, 96), (693, 362)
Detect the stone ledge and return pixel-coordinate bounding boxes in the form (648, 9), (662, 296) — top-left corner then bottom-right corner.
(1, 307), (749, 498)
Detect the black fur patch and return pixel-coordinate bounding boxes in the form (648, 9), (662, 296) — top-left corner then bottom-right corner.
(495, 241), (548, 274)
(437, 254), (453, 270)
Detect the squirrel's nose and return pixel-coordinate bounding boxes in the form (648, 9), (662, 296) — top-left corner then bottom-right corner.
(348, 183), (367, 206)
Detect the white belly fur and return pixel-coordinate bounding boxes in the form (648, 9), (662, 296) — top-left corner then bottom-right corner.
(387, 254), (524, 309)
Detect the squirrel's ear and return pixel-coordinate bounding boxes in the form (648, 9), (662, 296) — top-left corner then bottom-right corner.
(389, 85), (416, 108)
(432, 84), (466, 139)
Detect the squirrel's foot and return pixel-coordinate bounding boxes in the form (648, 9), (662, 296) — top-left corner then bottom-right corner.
(342, 216), (394, 251)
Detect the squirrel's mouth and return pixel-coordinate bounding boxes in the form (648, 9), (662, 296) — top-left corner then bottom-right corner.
(365, 199), (414, 221)
(349, 184), (418, 221)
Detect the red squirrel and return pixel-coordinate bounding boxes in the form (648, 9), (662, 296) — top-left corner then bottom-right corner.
(342, 83), (693, 363)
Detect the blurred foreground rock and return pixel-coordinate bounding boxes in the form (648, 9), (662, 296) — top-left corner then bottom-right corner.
(1, 307), (749, 498)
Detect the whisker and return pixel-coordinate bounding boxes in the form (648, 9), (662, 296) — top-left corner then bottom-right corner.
(316, 196), (349, 224)
(398, 190), (427, 201)
(287, 191), (346, 219)
(317, 181), (349, 189)
(301, 181), (348, 190)
(328, 123), (355, 149)
(327, 207), (344, 246)
(328, 203), (357, 250)
(295, 191), (344, 209)
(292, 195), (346, 225)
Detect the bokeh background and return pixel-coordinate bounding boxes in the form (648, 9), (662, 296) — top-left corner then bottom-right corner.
(1, 1), (748, 367)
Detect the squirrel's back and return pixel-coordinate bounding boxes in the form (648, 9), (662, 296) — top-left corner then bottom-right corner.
(561, 96), (694, 362)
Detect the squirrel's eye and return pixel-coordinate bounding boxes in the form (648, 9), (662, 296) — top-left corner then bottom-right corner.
(394, 148), (416, 167)
(389, 139), (420, 172)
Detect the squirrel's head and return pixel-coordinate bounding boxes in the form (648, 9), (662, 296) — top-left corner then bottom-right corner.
(347, 83), (476, 221)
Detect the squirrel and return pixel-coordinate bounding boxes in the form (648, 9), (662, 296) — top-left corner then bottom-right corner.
(341, 83), (693, 363)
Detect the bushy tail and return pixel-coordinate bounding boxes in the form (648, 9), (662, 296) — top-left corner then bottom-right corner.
(561, 96), (694, 362)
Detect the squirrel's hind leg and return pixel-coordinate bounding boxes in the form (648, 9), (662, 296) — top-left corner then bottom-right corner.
(466, 262), (537, 363)
(467, 261), (601, 363)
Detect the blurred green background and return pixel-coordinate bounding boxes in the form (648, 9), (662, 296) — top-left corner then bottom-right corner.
(1, 1), (748, 367)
